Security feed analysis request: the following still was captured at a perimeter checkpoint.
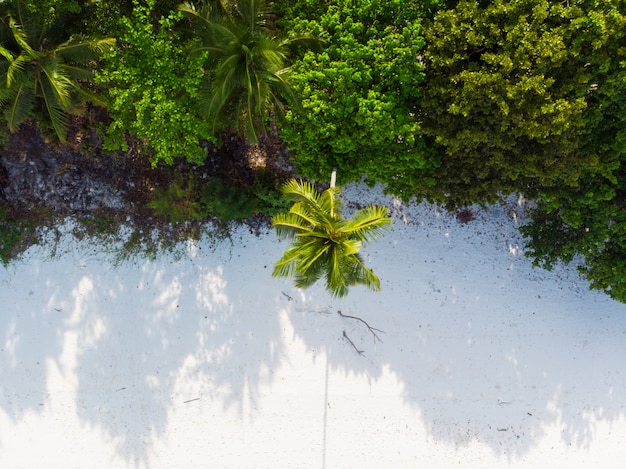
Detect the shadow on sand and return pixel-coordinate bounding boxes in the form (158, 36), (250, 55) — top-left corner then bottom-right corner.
(1, 195), (625, 466)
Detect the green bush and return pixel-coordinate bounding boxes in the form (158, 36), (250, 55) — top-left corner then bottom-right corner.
(148, 175), (203, 224)
(250, 171), (292, 216)
(96, 0), (213, 166)
(0, 205), (43, 266)
(200, 178), (253, 223)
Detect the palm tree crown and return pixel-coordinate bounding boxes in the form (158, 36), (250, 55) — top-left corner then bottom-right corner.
(272, 179), (392, 298)
(0, 3), (114, 141)
(179, 0), (299, 144)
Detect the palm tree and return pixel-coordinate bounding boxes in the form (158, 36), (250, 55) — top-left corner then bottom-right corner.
(178, 0), (301, 144)
(0, 2), (114, 142)
(272, 178), (392, 298)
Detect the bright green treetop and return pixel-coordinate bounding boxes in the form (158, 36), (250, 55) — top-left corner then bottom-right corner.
(272, 178), (392, 298)
(278, 0), (433, 197)
(96, 0), (212, 166)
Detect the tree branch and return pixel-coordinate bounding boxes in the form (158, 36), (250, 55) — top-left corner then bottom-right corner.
(337, 310), (384, 343)
(342, 330), (365, 356)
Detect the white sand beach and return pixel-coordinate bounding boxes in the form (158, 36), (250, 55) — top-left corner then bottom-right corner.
(1, 183), (625, 468)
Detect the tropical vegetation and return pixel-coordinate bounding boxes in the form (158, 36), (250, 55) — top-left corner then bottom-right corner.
(272, 178), (391, 298)
(0, 0), (114, 142)
(0, 0), (625, 302)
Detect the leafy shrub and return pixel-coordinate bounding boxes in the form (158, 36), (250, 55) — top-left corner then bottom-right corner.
(200, 178), (253, 223)
(148, 175), (203, 224)
(250, 171), (292, 216)
(0, 207), (22, 265)
(278, 0), (432, 198)
(96, 0), (213, 166)
(0, 205), (43, 266)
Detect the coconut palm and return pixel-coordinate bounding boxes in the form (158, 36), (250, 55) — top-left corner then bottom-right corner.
(0, 2), (114, 142)
(272, 178), (392, 298)
(178, 0), (302, 144)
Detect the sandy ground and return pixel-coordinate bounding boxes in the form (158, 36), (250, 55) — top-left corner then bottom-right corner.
(1, 183), (625, 468)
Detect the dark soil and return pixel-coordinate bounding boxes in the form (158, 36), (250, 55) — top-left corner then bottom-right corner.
(0, 115), (296, 260)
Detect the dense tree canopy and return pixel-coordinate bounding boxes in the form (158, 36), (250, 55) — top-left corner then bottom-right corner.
(277, 0), (435, 196)
(421, 0), (600, 205)
(3, 0), (626, 301)
(520, 0), (626, 302)
(95, 0), (211, 165)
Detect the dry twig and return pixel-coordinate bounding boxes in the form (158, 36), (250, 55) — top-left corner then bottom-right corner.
(337, 310), (385, 343)
(342, 330), (365, 356)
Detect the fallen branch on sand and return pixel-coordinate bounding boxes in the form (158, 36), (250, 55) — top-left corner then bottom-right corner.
(337, 310), (385, 343)
(342, 330), (365, 356)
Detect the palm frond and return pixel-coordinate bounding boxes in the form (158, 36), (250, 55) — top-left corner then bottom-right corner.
(8, 17), (35, 57)
(244, 63), (261, 143)
(293, 269), (323, 289)
(56, 36), (115, 62)
(4, 82), (34, 131)
(39, 57), (74, 109)
(5, 54), (29, 87)
(287, 202), (317, 226)
(272, 211), (311, 239)
(283, 34), (327, 54)
(326, 247), (350, 298)
(336, 238), (362, 256)
(178, 1), (203, 20)
(343, 205), (392, 244)
(39, 76), (68, 141)
(281, 178), (322, 207)
(272, 245), (301, 279)
(295, 236), (331, 275)
(74, 86), (108, 108)
(236, 0), (265, 30)
(207, 52), (241, 118)
(0, 44), (13, 62)
(319, 186), (343, 218)
(60, 63), (93, 82)
(209, 19), (244, 48)
(348, 255), (382, 292)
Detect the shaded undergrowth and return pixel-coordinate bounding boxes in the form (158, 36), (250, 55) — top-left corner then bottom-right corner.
(0, 120), (295, 266)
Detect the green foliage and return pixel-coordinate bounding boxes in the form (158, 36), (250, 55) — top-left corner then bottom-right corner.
(0, 205), (24, 265)
(96, 0), (214, 166)
(272, 178), (392, 298)
(200, 177), (253, 223)
(421, 0), (603, 206)
(519, 1), (626, 303)
(179, 0), (300, 144)
(23, 0), (81, 19)
(0, 204), (48, 265)
(0, 122), (9, 150)
(278, 0), (433, 198)
(522, 176), (626, 302)
(147, 171), (291, 225)
(0, 2), (114, 142)
(148, 174), (204, 223)
(76, 212), (120, 238)
(250, 170), (292, 216)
